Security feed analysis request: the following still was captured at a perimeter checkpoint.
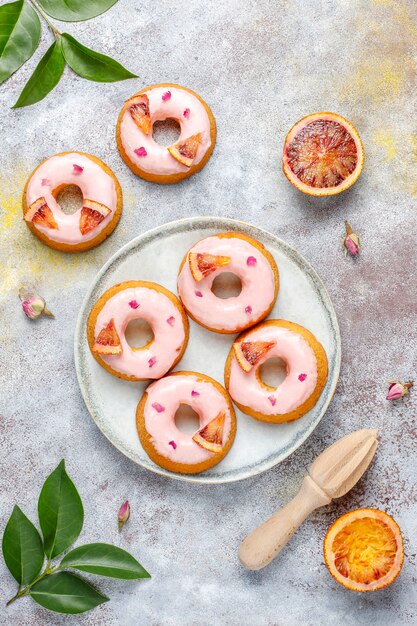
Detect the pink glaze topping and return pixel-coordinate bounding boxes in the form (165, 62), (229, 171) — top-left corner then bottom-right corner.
(94, 284), (186, 379)
(143, 373), (232, 465)
(119, 86), (212, 175)
(177, 235), (276, 332)
(26, 153), (117, 245)
(228, 324), (319, 416)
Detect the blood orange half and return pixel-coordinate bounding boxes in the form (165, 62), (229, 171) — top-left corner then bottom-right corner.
(324, 509), (403, 592)
(282, 113), (364, 196)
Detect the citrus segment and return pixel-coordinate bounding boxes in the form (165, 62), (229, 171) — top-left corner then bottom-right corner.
(233, 341), (276, 373)
(127, 94), (151, 135)
(79, 199), (111, 236)
(283, 113), (364, 196)
(92, 319), (122, 355)
(324, 509), (403, 592)
(168, 133), (201, 167)
(192, 412), (225, 453)
(24, 197), (58, 230)
(189, 252), (231, 282)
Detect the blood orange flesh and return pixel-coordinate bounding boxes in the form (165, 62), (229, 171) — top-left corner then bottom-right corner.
(189, 252), (231, 282)
(79, 199), (111, 236)
(93, 319), (122, 355)
(192, 411), (225, 453)
(283, 113), (364, 196)
(25, 197), (58, 230)
(324, 509), (403, 592)
(233, 341), (276, 373)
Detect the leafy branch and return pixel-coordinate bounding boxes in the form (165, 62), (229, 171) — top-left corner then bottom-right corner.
(0, 0), (137, 108)
(2, 460), (150, 615)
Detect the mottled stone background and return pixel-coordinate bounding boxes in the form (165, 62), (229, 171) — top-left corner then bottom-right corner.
(1, 0), (416, 624)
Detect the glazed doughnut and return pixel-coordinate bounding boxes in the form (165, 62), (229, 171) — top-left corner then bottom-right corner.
(87, 281), (189, 381)
(177, 232), (279, 334)
(136, 371), (236, 474)
(224, 320), (328, 423)
(116, 83), (216, 184)
(23, 152), (122, 252)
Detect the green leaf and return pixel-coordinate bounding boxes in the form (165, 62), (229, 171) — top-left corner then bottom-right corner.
(61, 33), (136, 82)
(2, 506), (44, 585)
(30, 572), (108, 614)
(0, 0), (41, 84)
(60, 543), (151, 579)
(13, 39), (65, 108)
(37, 0), (118, 22)
(37, 460), (84, 560)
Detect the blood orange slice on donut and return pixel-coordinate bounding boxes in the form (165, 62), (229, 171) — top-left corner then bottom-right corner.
(192, 412), (225, 453)
(24, 197), (58, 230)
(233, 341), (276, 373)
(127, 94), (151, 135)
(168, 133), (202, 167)
(189, 252), (231, 282)
(324, 509), (404, 592)
(92, 319), (122, 355)
(282, 113), (364, 196)
(79, 199), (111, 236)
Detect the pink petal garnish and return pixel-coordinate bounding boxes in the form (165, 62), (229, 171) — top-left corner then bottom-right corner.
(169, 440), (177, 449)
(41, 178), (50, 186)
(247, 256), (257, 267)
(191, 390), (200, 397)
(152, 402), (165, 413)
(195, 290), (203, 297)
(162, 91), (171, 101)
(134, 147), (147, 157)
(167, 316), (175, 326)
(183, 108), (190, 118)
(245, 305), (252, 314)
(148, 357), (157, 368)
(268, 395), (276, 406)
(298, 373), (307, 382)
(129, 300), (139, 309)
(73, 164), (83, 175)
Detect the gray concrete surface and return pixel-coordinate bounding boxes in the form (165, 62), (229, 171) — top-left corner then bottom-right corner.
(1, 0), (416, 624)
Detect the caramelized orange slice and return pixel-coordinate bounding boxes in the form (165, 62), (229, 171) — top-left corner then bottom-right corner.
(79, 199), (111, 236)
(324, 509), (404, 592)
(192, 412), (225, 453)
(127, 94), (151, 135)
(233, 341), (276, 373)
(168, 133), (201, 167)
(24, 197), (58, 230)
(189, 252), (231, 282)
(92, 319), (122, 355)
(283, 113), (364, 196)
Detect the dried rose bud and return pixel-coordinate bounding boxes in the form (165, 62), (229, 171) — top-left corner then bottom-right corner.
(386, 380), (413, 401)
(118, 500), (130, 531)
(19, 289), (54, 320)
(343, 221), (360, 257)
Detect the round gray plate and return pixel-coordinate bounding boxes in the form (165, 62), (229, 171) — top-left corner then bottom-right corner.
(74, 217), (341, 483)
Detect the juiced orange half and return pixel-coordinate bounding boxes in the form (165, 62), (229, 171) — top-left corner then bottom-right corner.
(324, 508), (403, 592)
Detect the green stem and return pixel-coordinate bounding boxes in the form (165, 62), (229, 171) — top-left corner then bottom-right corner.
(28, 0), (61, 38)
(6, 560), (60, 607)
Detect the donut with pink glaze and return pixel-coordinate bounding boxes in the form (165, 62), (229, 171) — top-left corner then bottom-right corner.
(177, 232), (279, 334)
(87, 281), (189, 381)
(136, 371), (236, 474)
(23, 152), (122, 252)
(116, 83), (216, 184)
(225, 320), (328, 424)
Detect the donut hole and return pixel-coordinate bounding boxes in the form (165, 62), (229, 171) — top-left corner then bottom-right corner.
(259, 357), (288, 389)
(125, 318), (154, 349)
(152, 118), (181, 147)
(174, 404), (200, 434)
(55, 185), (83, 215)
(211, 273), (242, 299)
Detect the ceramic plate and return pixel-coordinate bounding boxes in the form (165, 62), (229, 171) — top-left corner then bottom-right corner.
(75, 217), (341, 483)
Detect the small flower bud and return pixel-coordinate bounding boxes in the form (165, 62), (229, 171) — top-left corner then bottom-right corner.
(19, 289), (54, 320)
(118, 500), (130, 531)
(343, 221), (360, 257)
(386, 380), (413, 401)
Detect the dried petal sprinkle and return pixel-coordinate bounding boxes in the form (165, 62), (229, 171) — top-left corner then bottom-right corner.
(129, 300), (139, 309)
(134, 147), (147, 157)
